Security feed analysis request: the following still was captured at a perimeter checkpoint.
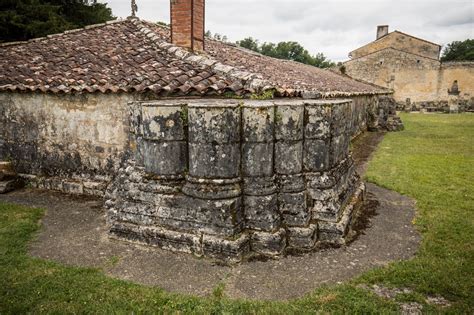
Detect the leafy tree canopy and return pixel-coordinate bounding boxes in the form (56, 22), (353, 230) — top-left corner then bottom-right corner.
(237, 36), (335, 68)
(0, 0), (115, 43)
(440, 39), (474, 62)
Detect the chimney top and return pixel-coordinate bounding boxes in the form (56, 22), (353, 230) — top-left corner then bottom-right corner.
(376, 25), (389, 40)
(170, 0), (205, 52)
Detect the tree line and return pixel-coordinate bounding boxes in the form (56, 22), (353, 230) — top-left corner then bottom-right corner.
(236, 36), (335, 68)
(0, 0), (114, 43)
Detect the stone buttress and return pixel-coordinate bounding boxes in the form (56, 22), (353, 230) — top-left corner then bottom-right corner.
(105, 99), (365, 262)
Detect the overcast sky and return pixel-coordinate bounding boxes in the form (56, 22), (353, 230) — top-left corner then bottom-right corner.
(101, 0), (474, 61)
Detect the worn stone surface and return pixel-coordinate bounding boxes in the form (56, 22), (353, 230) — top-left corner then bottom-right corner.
(250, 229), (286, 256)
(105, 99), (369, 261)
(0, 92), (387, 197)
(0, 161), (23, 193)
(0, 178), (23, 194)
(0, 92), (131, 187)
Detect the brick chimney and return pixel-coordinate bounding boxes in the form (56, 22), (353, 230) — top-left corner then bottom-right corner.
(170, 0), (205, 51)
(376, 25), (389, 40)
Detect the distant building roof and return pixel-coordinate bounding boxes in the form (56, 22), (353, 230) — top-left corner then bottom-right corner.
(0, 18), (387, 97)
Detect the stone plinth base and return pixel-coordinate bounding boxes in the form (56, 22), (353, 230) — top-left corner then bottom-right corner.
(106, 161), (366, 263)
(106, 99), (368, 262)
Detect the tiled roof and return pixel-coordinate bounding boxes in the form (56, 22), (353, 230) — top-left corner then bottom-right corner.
(0, 18), (388, 97)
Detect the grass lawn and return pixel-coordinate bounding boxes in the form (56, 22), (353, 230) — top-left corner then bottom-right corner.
(1, 113), (473, 313)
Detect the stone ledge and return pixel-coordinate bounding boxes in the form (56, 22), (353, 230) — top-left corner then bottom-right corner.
(318, 182), (366, 244)
(109, 221), (251, 263)
(19, 174), (108, 197)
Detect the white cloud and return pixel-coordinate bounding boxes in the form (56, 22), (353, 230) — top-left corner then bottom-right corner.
(102, 0), (474, 61)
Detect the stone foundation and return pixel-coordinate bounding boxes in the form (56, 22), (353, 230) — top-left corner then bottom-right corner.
(106, 99), (366, 262)
(19, 173), (110, 197)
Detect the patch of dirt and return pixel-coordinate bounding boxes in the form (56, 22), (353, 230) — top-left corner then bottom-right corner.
(358, 284), (413, 299)
(0, 182), (421, 300)
(346, 192), (379, 244)
(426, 295), (451, 307)
(352, 131), (386, 175)
(400, 302), (423, 315)
(357, 284), (451, 313)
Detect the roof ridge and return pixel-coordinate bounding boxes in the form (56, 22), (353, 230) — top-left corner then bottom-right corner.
(0, 19), (126, 48)
(131, 18), (273, 94)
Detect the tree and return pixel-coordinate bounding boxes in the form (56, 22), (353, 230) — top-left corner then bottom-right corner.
(441, 39), (474, 62)
(312, 52), (335, 68)
(236, 37), (335, 68)
(237, 37), (259, 52)
(0, 0), (115, 43)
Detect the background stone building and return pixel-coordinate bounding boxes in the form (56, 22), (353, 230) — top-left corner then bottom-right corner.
(343, 26), (474, 111)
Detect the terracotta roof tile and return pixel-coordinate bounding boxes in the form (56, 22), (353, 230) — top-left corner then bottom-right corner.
(0, 18), (388, 97)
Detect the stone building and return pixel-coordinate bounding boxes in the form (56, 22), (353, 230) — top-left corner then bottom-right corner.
(343, 26), (474, 112)
(0, 1), (399, 261)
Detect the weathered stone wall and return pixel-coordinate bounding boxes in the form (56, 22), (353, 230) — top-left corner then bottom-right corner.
(0, 92), (133, 195)
(0, 91), (394, 198)
(344, 49), (474, 110)
(105, 99), (367, 262)
(350, 32), (440, 60)
(349, 95), (379, 135)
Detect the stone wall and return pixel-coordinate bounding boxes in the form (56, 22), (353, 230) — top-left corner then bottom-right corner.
(0, 92), (133, 196)
(344, 49), (474, 111)
(105, 99), (367, 262)
(349, 95), (378, 135)
(0, 91), (395, 199)
(350, 32), (440, 60)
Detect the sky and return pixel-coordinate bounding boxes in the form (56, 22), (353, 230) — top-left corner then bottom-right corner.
(100, 0), (474, 62)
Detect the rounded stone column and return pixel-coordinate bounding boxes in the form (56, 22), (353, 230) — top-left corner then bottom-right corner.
(274, 100), (318, 250)
(138, 102), (188, 179)
(303, 100), (331, 173)
(305, 100), (358, 246)
(241, 101), (279, 231)
(182, 101), (241, 200)
(274, 100), (308, 226)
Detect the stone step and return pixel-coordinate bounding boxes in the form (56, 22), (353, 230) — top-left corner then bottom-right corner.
(0, 179), (23, 194)
(0, 172), (17, 181)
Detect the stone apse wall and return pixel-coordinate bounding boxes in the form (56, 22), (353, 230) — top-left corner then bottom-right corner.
(344, 49), (474, 111)
(105, 99), (365, 261)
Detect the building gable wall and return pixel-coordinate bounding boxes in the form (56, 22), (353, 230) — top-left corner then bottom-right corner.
(350, 32), (440, 60)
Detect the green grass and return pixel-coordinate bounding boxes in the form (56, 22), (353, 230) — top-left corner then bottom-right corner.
(1, 113), (473, 313)
(363, 113), (474, 311)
